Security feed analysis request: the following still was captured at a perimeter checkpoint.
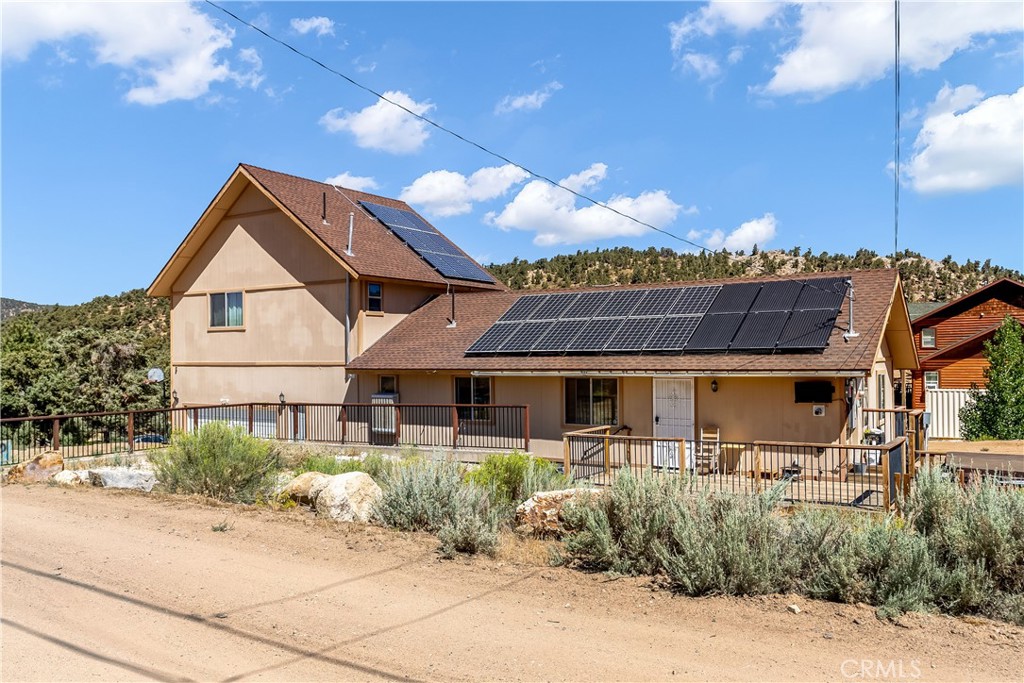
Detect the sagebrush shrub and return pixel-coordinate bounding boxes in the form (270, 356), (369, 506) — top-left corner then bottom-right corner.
(296, 453), (397, 480)
(467, 452), (572, 508)
(154, 423), (281, 503)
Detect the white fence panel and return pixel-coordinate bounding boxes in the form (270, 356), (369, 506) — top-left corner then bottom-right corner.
(926, 389), (979, 439)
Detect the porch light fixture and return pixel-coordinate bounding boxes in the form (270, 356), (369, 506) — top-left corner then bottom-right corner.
(171, 390), (178, 404)
(711, 379), (718, 393)
(279, 392), (286, 405)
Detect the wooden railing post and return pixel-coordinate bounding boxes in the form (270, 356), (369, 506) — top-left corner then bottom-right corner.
(563, 437), (571, 476)
(341, 405), (348, 444)
(52, 418), (61, 451)
(451, 405), (459, 449)
(247, 404), (254, 435)
(604, 427), (611, 474)
(193, 409), (199, 432)
(291, 406), (299, 441)
(754, 443), (763, 493)
(127, 412), (135, 453)
(395, 405), (402, 444)
(523, 405), (530, 453)
(882, 450), (891, 510)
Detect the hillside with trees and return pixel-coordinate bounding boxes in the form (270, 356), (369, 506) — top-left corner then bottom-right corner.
(487, 247), (1021, 302)
(1, 289), (169, 418)
(1, 298), (46, 321)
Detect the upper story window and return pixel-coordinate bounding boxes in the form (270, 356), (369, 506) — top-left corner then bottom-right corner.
(367, 282), (383, 313)
(565, 377), (618, 426)
(921, 327), (936, 349)
(210, 292), (243, 328)
(924, 371), (940, 390)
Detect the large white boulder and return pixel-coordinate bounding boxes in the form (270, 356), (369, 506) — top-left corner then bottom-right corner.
(280, 471), (331, 506)
(52, 470), (89, 487)
(515, 488), (602, 537)
(88, 467), (158, 492)
(313, 472), (382, 522)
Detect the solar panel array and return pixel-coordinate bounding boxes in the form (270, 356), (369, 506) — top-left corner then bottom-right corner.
(466, 277), (849, 355)
(360, 201), (495, 283)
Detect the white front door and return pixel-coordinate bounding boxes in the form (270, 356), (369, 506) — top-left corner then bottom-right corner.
(653, 378), (694, 469)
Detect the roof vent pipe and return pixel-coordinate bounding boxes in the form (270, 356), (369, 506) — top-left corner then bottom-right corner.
(446, 285), (457, 328)
(843, 279), (860, 341)
(345, 212), (355, 256)
(322, 192), (329, 225)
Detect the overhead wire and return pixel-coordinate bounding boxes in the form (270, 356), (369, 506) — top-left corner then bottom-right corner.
(205, 0), (851, 299)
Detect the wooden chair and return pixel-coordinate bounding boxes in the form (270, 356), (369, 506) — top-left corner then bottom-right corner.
(696, 425), (721, 474)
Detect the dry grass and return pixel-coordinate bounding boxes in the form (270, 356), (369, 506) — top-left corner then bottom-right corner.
(496, 532), (559, 566)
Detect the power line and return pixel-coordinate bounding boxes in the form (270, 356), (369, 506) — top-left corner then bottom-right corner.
(205, 0), (849, 298)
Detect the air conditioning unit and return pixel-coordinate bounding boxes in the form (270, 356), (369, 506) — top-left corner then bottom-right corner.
(371, 393), (398, 435)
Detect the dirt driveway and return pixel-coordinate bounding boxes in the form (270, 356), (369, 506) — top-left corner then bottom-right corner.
(2, 485), (1021, 682)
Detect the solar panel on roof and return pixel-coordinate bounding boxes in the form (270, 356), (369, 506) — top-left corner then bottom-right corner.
(685, 312), (745, 351)
(530, 292), (580, 320)
(533, 319), (587, 352)
(360, 201), (494, 283)
(603, 317), (662, 352)
(667, 285), (721, 316)
(794, 277), (848, 310)
(466, 322), (520, 353)
(594, 290), (648, 318)
(567, 318), (625, 351)
(498, 295), (548, 322)
(708, 282), (761, 314)
(563, 291), (611, 319)
(637, 287), (686, 316)
(730, 311), (791, 351)
(500, 321), (554, 352)
(644, 315), (702, 351)
(778, 309), (839, 349)
(749, 280), (804, 312)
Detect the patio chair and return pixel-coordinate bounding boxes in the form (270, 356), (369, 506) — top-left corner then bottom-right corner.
(695, 425), (721, 474)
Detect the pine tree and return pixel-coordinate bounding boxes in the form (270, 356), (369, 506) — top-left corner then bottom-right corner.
(959, 316), (1024, 440)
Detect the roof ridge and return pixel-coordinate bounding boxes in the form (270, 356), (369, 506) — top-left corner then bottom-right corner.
(239, 162), (406, 205)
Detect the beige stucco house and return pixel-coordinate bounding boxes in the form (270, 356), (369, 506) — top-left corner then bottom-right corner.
(147, 164), (503, 407)
(150, 165), (918, 459)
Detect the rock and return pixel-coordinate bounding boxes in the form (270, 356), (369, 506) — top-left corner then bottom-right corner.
(52, 470), (88, 487)
(313, 472), (382, 522)
(787, 604), (802, 615)
(5, 451), (64, 484)
(88, 467), (158, 492)
(514, 488), (601, 537)
(280, 471), (331, 506)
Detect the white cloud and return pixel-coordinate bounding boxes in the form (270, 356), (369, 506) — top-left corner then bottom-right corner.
(400, 165), (529, 217)
(232, 47), (264, 90)
(690, 213), (778, 252)
(320, 91), (434, 154)
(726, 46), (745, 65)
(763, 2), (1022, 97)
(487, 163), (684, 246)
(290, 16), (335, 37)
(906, 86), (1023, 193)
(670, 1), (783, 48)
(680, 52), (721, 81)
(1, 2), (261, 105)
(325, 172), (380, 193)
(495, 81), (563, 114)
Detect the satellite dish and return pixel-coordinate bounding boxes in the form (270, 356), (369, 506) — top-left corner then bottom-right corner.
(147, 368), (165, 383)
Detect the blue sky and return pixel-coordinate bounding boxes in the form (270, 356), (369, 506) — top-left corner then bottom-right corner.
(2, 1), (1022, 305)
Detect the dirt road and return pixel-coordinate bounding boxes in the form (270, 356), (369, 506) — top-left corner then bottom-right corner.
(2, 485), (1020, 682)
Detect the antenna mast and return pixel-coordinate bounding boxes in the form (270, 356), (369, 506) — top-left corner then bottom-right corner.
(893, 0), (901, 262)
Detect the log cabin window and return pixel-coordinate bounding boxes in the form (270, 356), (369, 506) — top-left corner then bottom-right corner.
(455, 376), (491, 420)
(565, 378), (618, 426)
(877, 374), (887, 410)
(209, 292), (243, 328)
(924, 371), (939, 390)
(379, 375), (397, 394)
(367, 282), (383, 313)
(921, 327), (936, 349)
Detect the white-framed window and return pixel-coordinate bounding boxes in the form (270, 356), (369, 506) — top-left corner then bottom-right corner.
(565, 377), (618, 426)
(455, 376), (491, 420)
(921, 327), (936, 349)
(367, 282), (383, 313)
(876, 373), (887, 410)
(924, 371), (940, 390)
(209, 291), (243, 328)
(379, 375), (397, 394)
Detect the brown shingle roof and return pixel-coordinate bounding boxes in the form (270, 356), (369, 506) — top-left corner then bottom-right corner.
(348, 269), (900, 374)
(241, 164), (503, 290)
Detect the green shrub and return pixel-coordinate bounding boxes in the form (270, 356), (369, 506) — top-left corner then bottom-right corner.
(467, 452), (572, 508)
(375, 458), (500, 556)
(154, 423), (281, 503)
(296, 453), (397, 480)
